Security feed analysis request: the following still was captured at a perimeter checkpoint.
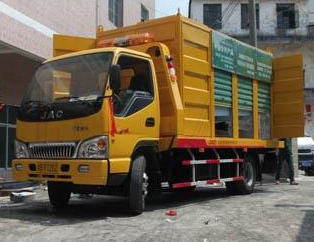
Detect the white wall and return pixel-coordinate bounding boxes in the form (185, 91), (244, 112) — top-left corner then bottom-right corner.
(0, 0), (155, 59)
(191, 0), (309, 37)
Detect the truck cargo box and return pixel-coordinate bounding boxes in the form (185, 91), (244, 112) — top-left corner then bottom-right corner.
(53, 14), (304, 148)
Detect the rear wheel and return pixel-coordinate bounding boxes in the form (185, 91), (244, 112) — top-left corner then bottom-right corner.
(48, 181), (71, 209)
(225, 182), (237, 195)
(129, 156), (148, 215)
(234, 154), (256, 195)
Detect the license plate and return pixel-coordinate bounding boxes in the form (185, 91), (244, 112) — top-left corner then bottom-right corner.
(301, 160), (313, 167)
(37, 162), (58, 174)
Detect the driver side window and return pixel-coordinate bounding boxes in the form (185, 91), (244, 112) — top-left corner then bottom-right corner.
(113, 55), (154, 117)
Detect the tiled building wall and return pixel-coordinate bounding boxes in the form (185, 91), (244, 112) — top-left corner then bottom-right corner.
(0, 54), (40, 105)
(0, 0), (155, 59)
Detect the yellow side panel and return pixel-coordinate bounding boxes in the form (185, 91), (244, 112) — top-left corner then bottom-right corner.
(130, 43), (184, 136)
(97, 16), (181, 89)
(53, 34), (96, 57)
(272, 54), (304, 138)
(182, 19), (211, 137)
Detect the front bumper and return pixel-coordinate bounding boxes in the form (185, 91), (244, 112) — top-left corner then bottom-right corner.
(12, 159), (109, 185)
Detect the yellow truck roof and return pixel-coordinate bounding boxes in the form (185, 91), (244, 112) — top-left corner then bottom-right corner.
(45, 47), (151, 63)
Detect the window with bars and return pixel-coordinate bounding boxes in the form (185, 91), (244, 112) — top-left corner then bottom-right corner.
(141, 4), (149, 21)
(277, 3), (299, 29)
(241, 4), (260, 29)
(203, 4), (222, 29)
(108, 0), (123, 27)
(0, 105), (18, 169)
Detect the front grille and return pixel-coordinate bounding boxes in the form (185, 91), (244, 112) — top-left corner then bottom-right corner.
(29, 143), (76, 159)
(298, 154), (314, 161)
(298, 149), (311, 153)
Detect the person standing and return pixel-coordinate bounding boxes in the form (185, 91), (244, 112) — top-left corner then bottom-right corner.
(276, 138), (299, 185)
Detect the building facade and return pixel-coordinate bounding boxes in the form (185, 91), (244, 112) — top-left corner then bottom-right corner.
(190, 0), (310, 176)
(0, 0), (155, 176)
(190, 0), (314, 87)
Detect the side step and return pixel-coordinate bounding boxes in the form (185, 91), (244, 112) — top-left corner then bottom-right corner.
(182, 158), (243, 165)
(172, 176), (244, 189)
(172, 149), (244, 190)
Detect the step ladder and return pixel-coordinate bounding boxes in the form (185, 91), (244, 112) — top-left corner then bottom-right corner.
(172, 148), (244, 189)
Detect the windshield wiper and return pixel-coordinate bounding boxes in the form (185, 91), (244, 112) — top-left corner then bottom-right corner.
(54, 96), (96, 106)
(23, 100), (48, 105)
(55, 96), (80, 102)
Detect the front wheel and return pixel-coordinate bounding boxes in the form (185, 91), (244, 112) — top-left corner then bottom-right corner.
(129, 156), (148, 215)
(48, 181), (71, 209)
(234, 154), (256, 195)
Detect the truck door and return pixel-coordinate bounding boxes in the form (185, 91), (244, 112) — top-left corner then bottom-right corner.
(109, 54), (159, 159)
(272, 54), (304, 138)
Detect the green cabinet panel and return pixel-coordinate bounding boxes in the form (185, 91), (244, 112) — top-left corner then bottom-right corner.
(258, 82), (271, 110)
(236, 42), (255, 79)
(212, 31), (236, 73)
(238, 77), (253, 110)
(256, 50), (272, 83)
(211, 30), (273, 82)
(214, 69), (232, 107)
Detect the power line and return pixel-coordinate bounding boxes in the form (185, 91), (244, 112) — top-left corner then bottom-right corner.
(222, 0), (241, 26)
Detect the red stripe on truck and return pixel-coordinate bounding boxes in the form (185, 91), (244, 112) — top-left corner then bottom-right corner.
(177, 138), (265, 149)
(182, 160), (191, 165)
(206, 179), (220, 184)
(206, 159), (220, 164)
(177, 139), (207, 148)
(233, 176), (244, 181)
(233, 158), (244, 163)
(172, 182), (192, 189)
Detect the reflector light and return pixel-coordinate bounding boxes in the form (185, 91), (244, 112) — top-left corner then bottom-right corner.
(98, 33), (154, 48)
(0, 103), (4, 112)
(166, 55), (177, 82)
(306, 104), (311, 113)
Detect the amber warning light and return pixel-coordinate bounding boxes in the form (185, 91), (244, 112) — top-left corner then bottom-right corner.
(98, 33), (155, 48)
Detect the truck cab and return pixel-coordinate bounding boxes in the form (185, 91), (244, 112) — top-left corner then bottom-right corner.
(13, 46), (161, 214)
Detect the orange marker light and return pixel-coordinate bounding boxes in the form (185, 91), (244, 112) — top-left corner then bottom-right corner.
(98, 33), (155, 48)
(97, 138), (106, 150)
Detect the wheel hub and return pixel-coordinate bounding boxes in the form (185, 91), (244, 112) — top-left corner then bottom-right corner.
(244, 163), (253, 187)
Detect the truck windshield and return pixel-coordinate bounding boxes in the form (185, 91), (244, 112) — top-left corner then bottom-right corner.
(19, 52), (113, 121)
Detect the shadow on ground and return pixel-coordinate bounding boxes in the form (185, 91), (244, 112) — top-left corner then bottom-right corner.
(275, 203), (314, 242)
(0, 187), (233, 226)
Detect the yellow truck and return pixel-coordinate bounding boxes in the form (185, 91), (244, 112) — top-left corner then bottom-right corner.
(12, 15), (304, 214)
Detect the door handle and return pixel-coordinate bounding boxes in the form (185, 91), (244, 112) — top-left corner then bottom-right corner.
(145, 117), (155, 127)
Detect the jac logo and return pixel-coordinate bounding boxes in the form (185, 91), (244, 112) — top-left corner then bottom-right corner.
(41, 109), (64, 120)
(73, 125), (89, 132)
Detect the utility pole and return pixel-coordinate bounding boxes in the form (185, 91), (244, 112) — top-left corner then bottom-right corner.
(96, 0), (99, 29)
(248, 0), (257, 47)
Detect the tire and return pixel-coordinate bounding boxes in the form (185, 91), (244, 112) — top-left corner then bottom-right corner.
(129, 156), (148, 215)
(225, 182), (237, 195)
(234, 154), (256, 195)
(48, 181), (71, 209)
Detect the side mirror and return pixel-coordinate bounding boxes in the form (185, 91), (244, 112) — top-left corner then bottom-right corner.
(109, 65), (121, 92)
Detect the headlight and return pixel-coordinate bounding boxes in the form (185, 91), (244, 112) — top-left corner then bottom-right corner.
(78, 136), (109, 159)
(14, 140), (29, 159)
